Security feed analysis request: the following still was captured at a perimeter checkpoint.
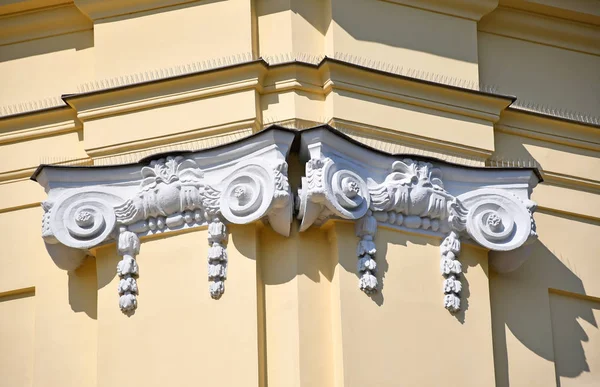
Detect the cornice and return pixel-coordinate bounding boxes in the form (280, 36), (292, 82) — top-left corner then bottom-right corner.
(0, 0), (70, 16)
(0, 106), (80, 145)
(479, 6), (600, 55)
(86, 122), (255, 159)
(380, 0), (499, 21)
(67, 56), (513, 125)
(261, 57), (514, 160)
(541, 171), (600, 193)
(260, 61), (324, 96)
(496, 108), (600, 152)
(0, 158), (92, 183)
(495, 109), (600, 193)
(509, 102), (600, 128)
(64, 60), (268, 122)
(58, 56), (516, 163)
(76, 53), (256, 94)
(73, 0), (202, 21)
(64, 54), (600, 131)
(73, 0), (498, 23)
(0, 97), (66, 119)
(2, 55), (594, 176)
(0, 167), (41, 183)
(0, 3), (91, 46)
(330, 119), (491, 163)
(320, 58), (515, 124)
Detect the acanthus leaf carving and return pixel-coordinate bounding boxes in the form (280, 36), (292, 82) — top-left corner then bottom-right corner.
(114, 156), (206, 225)
(370, 159), (446, 216)
(305, 158), (328, 202)
(267, 161), (293, 237)
(369, 160), (454, 229)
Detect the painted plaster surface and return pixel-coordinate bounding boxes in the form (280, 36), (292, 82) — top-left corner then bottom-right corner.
(0, 0), (599, 386)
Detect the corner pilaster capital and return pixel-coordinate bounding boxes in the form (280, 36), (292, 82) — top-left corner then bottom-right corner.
(35, 128), (295, 312)
(35, 124), (541, 315)
(296, 126), (539, 311)
(298, 126), (538, 242)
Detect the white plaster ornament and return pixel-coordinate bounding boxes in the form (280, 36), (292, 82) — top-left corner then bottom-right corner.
(296, 126), (539, 313)
(35, 128), (295, 314)
(355, 211), (378, 294)
(35, 124), (539, 315)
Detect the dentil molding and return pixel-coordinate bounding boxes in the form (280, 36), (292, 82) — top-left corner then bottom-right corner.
(34, 128), (295, 315)
(34, 124), (540, 315)
(297, 126), (539, 313)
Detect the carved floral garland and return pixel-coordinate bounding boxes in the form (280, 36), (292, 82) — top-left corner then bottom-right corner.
(39, 137), (535, 315)
(440, 231), (462, 312)
(207, 217), (228, 299)
(355, 211), (378, 293)
(298, 157), (536, 313)
(117, 227), (140, 315)
(41, 155), (291, 314)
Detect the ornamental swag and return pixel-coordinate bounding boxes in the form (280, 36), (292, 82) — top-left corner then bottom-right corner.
(35, 125), (538, 315)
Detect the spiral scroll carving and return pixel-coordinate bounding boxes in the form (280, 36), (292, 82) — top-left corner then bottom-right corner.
(49, 191), (121, 249)
(296, 151), (538, 314)
(459, 189), (533, 252)
(219, 164), (275, 225)
(328, 169), (370, 219)
(298, 158), (370, 231)
(36, 129), (298, 315)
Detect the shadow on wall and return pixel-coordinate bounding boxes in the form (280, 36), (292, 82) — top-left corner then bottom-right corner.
(68, 255), (98, 320)
(366, 230), (481, 323)
(256, 223), (335, 287)
(0, 30), (93, 63)
(491, 238), (598, 386)
(257, 217), (483, 321)
(96, 0), (226, 24)
(257, 0), (477, 64)
(337, 225), (390, 307)
(454, 244), (477, 325)
(334, 224), (482, 324)
(332, 0), (478, 64)
(477, 31), (600, 118)
(493, 130), (599, 181)
(257, 0), (329, 35)
(0, 0), (228, 63)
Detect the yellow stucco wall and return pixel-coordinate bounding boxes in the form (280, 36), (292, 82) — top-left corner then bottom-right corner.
(0, 1), (598, 386)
